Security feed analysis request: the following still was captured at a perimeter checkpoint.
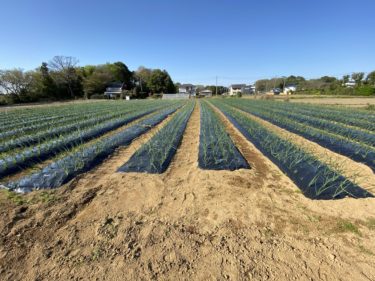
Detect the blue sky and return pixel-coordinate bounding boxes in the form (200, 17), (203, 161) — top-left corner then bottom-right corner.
(1, 0), (374, 85)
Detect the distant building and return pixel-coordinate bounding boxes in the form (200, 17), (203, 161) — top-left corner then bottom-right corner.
(283, 84), (297, 94)
(344, 80), (356, 88)
(200, 89), (212, 97)
(104, 82), (125, 99)
(229, 84), (255, 95)
(242, 85), (256, 95)
(178, 84), (196, 96)
(229, 84), (246, 96)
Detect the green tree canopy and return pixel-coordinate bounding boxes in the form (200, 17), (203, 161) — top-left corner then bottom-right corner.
(366, 71), (375, 86)
(351, 72), (365, 86)
(147, 69), (176, 94)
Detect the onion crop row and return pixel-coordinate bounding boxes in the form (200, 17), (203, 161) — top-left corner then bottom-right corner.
(0, 104), (133, 139)
(225, 100), (375, 172)
(211, 100), (373, 200)
(0, 102), (171, 153)
(198, 101), (249, 170)
(0, 101), (142, 130)
(4, 107), (180, 192)
(118, 101), (195, 173)
(0, 103), (182, 179)
(260, 101), (375, 132)
(231, 100), (375, 145)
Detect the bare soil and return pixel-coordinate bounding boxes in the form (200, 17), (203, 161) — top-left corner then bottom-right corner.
(1, 102), (375, 281)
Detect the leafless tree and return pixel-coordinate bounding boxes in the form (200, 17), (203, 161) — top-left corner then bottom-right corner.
(49, 56), (79, 97)
(0, 69), (33, 96)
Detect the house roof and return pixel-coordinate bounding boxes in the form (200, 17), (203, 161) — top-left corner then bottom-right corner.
(108, 82), (124, 88)
(230, 84), (246, 88)
(180, 84), (195, 88)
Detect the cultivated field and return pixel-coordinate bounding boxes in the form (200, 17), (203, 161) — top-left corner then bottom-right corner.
(0, 99), (375, 280)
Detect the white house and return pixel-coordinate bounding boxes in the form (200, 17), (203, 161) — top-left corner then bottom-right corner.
(229, 84), (255, 95)
(344, 80), (356, 88)
(242, 85), (256, 95)
(104, 82), (125, 99)
(178, 84), (196, 96)
(229, 84), (246, 96)
(200, 89), (212, 97)
(283, 84), (297, 95)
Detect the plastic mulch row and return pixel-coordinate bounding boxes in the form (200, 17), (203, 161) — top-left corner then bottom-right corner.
(198, 102), (250, 171)
(118, 103), (195, 174)
(218, 105), (373, 200)
(243, 108), (375, 173)
(4, 107), (179, 193)
(0, 108), (164, 179)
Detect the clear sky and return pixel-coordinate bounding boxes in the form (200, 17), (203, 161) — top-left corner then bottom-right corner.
(1, 0), (374, 85)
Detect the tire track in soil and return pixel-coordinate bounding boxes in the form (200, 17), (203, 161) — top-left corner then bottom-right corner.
(233, 106), (375, 193)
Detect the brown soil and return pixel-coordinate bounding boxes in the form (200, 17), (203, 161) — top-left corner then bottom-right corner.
(1, 102), (375, 281)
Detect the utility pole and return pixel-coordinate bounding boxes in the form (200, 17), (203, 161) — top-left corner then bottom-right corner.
(215, 76), (218, 96)
(140, 77), (143, 92)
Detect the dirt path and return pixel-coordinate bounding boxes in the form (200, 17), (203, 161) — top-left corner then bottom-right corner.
(1, 101), (375, 280)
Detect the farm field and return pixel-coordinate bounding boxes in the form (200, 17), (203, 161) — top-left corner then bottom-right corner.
(247, 95), (375, 108)
(1, 99), (375, 280)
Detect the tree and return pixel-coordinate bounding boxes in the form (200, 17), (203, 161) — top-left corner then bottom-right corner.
(37, 62), (57, 99)
(351, 72), (365, 86)
(105, 62), (133, 90)
(147, 69), (175, 94)
(82, 65), (115, 98)
(285, 75), (305, 86)
(0, 69), (33, 101)
(255, 79), (269, 92)
(342, 75), (350, 84)
(205, 85), (227, 95)
(49, 56), (80, 97)
(366, 71), (375, 86)
(320, 76), (337, 83)
(134, 66), (153, 93)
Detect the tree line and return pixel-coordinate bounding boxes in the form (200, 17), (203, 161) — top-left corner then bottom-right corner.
(0, 56), (176, 105)
(255, 72), (375, 96)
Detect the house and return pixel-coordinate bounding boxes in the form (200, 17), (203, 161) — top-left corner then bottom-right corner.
(283, 84), (297, 95)
(344, 80), (356, 88)
(104, 82), (125, 99)
(242, 85), (256, 95)
(229, 84), (246, 96)
(178, 84), (196, 96)
(229, 84), (255, 95)
(200, 89), (212, 97)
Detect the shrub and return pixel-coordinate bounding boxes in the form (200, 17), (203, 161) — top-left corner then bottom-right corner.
(90, 94), (106, 99)
(354, 86), (375, 96)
